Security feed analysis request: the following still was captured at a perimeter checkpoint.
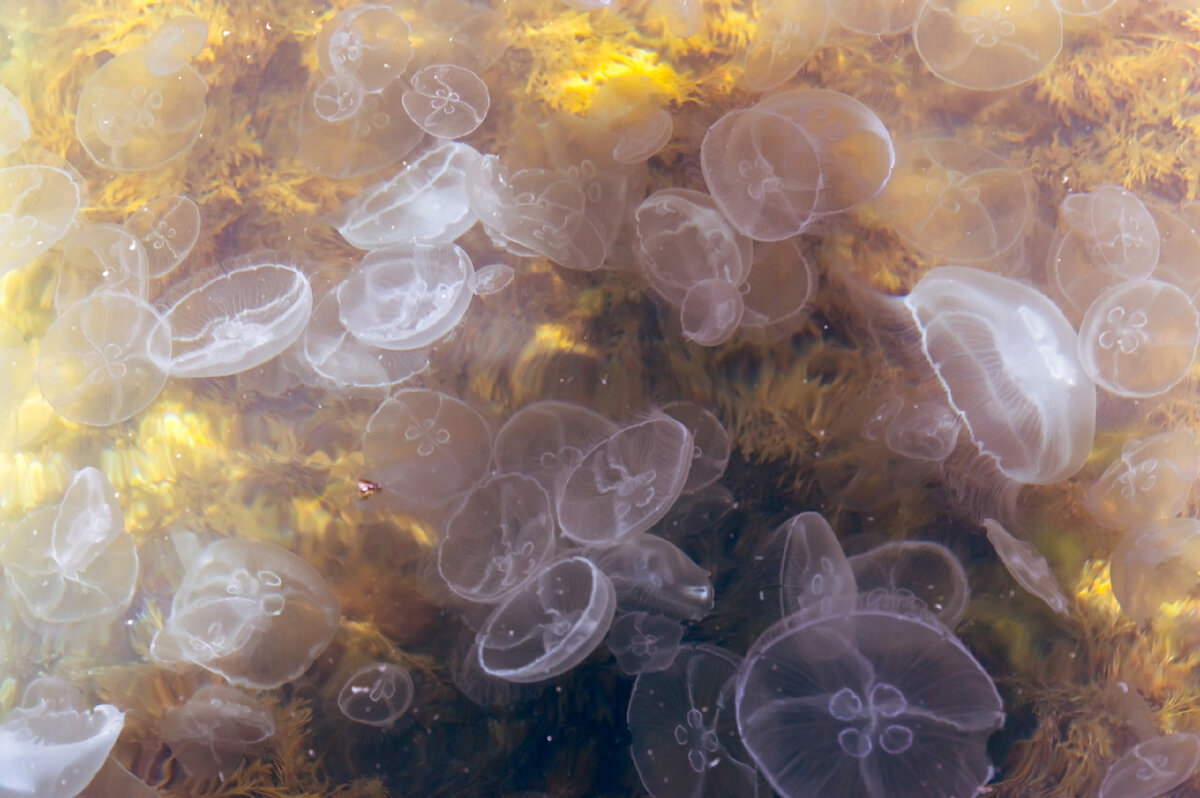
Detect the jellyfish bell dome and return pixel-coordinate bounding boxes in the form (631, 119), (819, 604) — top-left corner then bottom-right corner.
(904, 266), (1096, 485)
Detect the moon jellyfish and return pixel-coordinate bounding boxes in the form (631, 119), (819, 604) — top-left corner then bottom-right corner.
(301, 291), (429, 390)
(53, 224), (149, 311)
(873, 138), (1031, 263)
(913, 0), (1063, 91)
(877, 396), (961, 462)
(362, 389), (493, 508)
(419, 0), (510, 72)
(164, 262), (313, 378)
(662, 401), (731, 492)
(402, 64), (490, 139)
(742, 0), (829, 91)
(470, 263), (514, 295)
(905, 267), (1095, 485)
(982, 519), (1070, 615)
(1147, 198), (1200, 301)
(1109, 517), (1200, 625)
(607, 612), (684, 675)
(0, 164), (82, 273)
(831, 0), (919, 34)
(150, 538), (341, 689)
(0, 693), (124, 798)
(1076, 279), (1200, 399)
(143, 15), (208, 76)
(438, 473), (556, 603)
(161, 686), (275, 781)
(628, 644), (760, 798)
(298, 79), (424, 179)
(849, 540), (970, 626)
(37, 291), (171, 426)
(336, 242), (474, 351)
(736, 609), (1004, 798)
(611, 109), (673, 165)
(122, 194), (201, 278)
(1084, 430), (1200, 531)
(2, 467), (139, 624)
(557, 414), (693, 546)
(75, 23), (208, 171)
(337, 141), (481, 249)
(0, 84), (31, 155)
(476, 556), (616, 683)
(590, 533), (714, 621)
(337, 662), (415, 727)
(1099, 732), (1200, 798)
(491, 399), (617, 496)
(311, 72), (367, 123)
(767, 511), (857, 618)
(317, 4), (413, 93)
(739, 237), (817, 335)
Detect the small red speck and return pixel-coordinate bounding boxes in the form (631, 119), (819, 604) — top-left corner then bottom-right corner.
(357, 478), (382, 498)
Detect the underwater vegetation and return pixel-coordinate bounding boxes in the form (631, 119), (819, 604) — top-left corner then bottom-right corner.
(2, 0), (1200, 796)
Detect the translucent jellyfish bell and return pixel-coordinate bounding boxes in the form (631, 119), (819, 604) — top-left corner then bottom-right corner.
(1099, 732), (1200, 798)
(75, 44), (207, 171)
(491, 399), (617, 496)
(557, 414), (694, 546)
(317, 4), (413, 92)
(1109, 518), (1200, 625)
(164, 262), (313, 378)
(337, 662), (415, 727)
(849, 540), (970, 626)
(1077, 279), (1200, 399)
(628, 644), (760, 798)
(905, 267), (1095, 484)
(606, 611), (684, 675)
(402, 64), (490, 139)
(736, 609), (1005, 798)
(742, 0), (829, 91)
(336, 242), (475, 351)
(362, 389), (493, 508)
(913, 0), (1063, 90)
(589, 533), (714, 621)
(0, 164), (82, 274)
(880, 396), (961, 462)
(0, 698), (124, 798)
(662, 401), (731, 492)
(150, 538), (341, 689)
(611, 108), (673, 165)
(438, 473), (557, 603)
(873, 138), (1031, 263)
(0, 84), (31, 155)
(476, 556), (616, 683)
(768, 511), (857, 618)
(161, 686), (275, 781)
(143, 15), (208, 76)
(53, 224), (149, 311)
(983, 519), (1070, 615)
(298, 79), (424, 179)
(1085, 430), (1200, 531)
(337, 141), (481, 249)
(300, 291), (430, 390)
(122, 194), (201, 278)
(831, 0), (919, 34)
(37, 291), (171, 426)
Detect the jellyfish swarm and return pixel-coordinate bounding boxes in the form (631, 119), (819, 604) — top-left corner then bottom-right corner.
(735, 609), (1004, 798)
(150, 538), (341, 689)
(75, 16), (208, 171)
(904, 266), (1096, 485)
(161, 686), (276, 780)
(337, 662), (415, 727)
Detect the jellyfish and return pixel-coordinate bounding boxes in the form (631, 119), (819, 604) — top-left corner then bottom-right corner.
(316, 4), (413, 92)
(300, 291), (430, 390)
(589, 532), (715, 621)
(161, 686), (276, 781)
(1109, 518), (1200, 625)
(53, 224), (149, 311)
(743, 0), (829, 91)
(982, 518), (1069, 615)
(122, 194), (201, 279)
(1099, 732), (1200, 798)
(0, 83), (30, 155)
(606, 611), (684, 675)
(1084, 430), (1200, 531)
(402, 64), (490, 139)
(848, 540), (970, 626)
(764, 511), (858, 619)
(0, 164), (82, 274)
(662, 401), (731, 492)
(337, 662), (415, 728)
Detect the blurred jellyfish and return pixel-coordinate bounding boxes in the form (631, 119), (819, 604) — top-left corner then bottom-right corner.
(161, 685), (276, 781)
(743, 0), (828, 91)
(662, 401), (731, 492)
(337, 662), (415, 727)
(1109, 518), (1200, 625)
(1084, 430), (1200, 531)
(0, 164), (82, 274)
(848, 540), (970, 627)
(53, 224), (149, 311)
(1099, 732), (1200, 798)
(628, 644), (759, 798)
(736, 609), (1004, 798)
(589, 533), (714, 621)
(0, 84), (30, 155)
(983, 519), (1069, 616)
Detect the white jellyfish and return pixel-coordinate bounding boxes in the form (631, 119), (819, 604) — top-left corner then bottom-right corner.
(337, 662), (415, 728)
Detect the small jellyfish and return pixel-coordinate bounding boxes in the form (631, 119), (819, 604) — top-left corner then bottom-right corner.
(0, 697), (124, 798)
(470, 263), (514, 295)
(589, 533), (714, 621)
(1109, 517), (1200, 625)
(337, 662), (415, 727)
(311, 72), (367, 123)
(161, 686), (276, 780)
(0, 84), (31, 155)
(300, 291), (430, 390)
(983, 519), (1070, 615)
(766, 511), (857, 618)
(316, 4), (413, 92)
(53, 224), (149, 311)
(165, 262), (313, 378)
(491, 399), (618, 496)
(736, 609), (1004, 798)
(402, 64), (490, 139)
(557, 414), (694, 546)
(905, 267), (1095, 484)
(143, 15), (208, 76)
(662, 401), (731, 492)
(362, 388), (493, 508)
(150, 538), (341, 689)
(438, 473), (556, 603)
(75, 41), (207, 171)
(0, 164), (82, 274)
(628, 644), (759, 798)
(849, 540), (971, 626)
(1085, 430), (1200, 531)
(122, 194), (201, 278)
(1099, 732), (1200, 798)
(476, 556), (616, 683)
(37, 291), (171, 426)
(337, 140), (481, 249)
(913, 0), (1063, 90)
(742, 0), (829, 91)
(336, 242), (475, 351)
(881, 396), (961, 462)
(1076, 279), (1200, 399)
(607, 612), (684, 675)
(873, 137), (1031, 263)
(611, 109), (673, 165)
